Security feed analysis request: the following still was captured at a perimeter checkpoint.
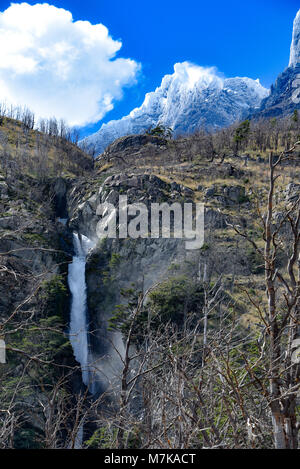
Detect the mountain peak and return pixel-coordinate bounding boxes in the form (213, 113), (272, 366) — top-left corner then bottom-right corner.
(254, 9), (300, 119)
(289, 9), (300, 67)
(81, 62), (268, 156)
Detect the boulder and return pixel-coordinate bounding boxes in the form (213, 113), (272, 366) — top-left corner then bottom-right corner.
(0, 181), (8, 199)
(170, 182), (181, 192)
(223, 185), (246, 204)
(182, 186), (194, 197)
(205, 186), (216, 198)
(285, 183), (300, 202)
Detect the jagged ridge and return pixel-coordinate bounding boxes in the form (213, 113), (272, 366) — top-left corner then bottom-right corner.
(80, 62), (268, 155)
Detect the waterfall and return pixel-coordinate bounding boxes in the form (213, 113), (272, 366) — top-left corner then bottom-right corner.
(68, 232), (94, 388)
(68, 232), (124, 398)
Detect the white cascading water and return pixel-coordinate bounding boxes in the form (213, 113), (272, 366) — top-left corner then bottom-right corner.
(68, 233), (94, 388)
(68, 231), (125, 399)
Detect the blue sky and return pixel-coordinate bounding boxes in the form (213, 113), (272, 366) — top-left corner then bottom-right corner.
(0, 0), (298, 137)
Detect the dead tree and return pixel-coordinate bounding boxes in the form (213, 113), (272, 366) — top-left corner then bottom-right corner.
(229, 142), (300, 449)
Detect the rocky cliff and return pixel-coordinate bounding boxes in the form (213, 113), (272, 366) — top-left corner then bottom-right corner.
(289, 9), (300, 67)
(254, 8), (300, 119)
(64, 133), (275, 395)
(254, 64), (300, 119)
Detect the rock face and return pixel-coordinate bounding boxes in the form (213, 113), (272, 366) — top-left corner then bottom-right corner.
(285, 182), (300, 202)
(80, 62), (268, 156)
(64, 166), (256, 394)
(67, 173), (187, 392)
(102, 134), (167, 155)
(255, 64), (300, 118)
(289, 9), (300, 67)
(254, 9), (300, 118)
(204, 184), (247, 206)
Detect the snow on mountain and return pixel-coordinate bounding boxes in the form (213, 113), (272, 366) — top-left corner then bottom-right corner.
(253, 8), (300, 119)
(289, 9), (300, 67)
(80, 62), (269, 155)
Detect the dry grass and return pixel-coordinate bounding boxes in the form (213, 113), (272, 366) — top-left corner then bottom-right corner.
(0, 117), (92, 177)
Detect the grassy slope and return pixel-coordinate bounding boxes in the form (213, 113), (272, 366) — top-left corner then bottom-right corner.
(0, 117), (93, 178)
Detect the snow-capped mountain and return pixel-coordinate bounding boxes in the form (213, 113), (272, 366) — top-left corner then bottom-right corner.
(80, 62), (268, 155)
(253, 8), (300, 119)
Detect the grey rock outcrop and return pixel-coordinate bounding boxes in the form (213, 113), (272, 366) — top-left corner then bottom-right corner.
(205, 184), (247, 206)
(0, 180), (8, 199)
(255, 64), (300, 118)
(254, 9), (300, 119)
(285, 182), (300, 202)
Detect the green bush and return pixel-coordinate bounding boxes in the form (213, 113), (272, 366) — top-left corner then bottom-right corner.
(41, 274), (68, 317)
(148, 275), (204, 325)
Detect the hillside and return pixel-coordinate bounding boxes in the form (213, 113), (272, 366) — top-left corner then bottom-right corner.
(1, 114), (299, 448)
(0, 116), (94, 448)
(0, 116), (93, 179)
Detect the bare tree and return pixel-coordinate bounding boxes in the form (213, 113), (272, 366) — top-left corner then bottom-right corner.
(229, 142), (300, 448)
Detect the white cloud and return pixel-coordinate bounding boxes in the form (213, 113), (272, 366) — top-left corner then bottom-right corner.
(0, 2), (140, 126)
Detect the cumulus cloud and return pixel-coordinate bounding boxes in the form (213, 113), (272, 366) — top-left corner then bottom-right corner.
(0, 2), (140, 126)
